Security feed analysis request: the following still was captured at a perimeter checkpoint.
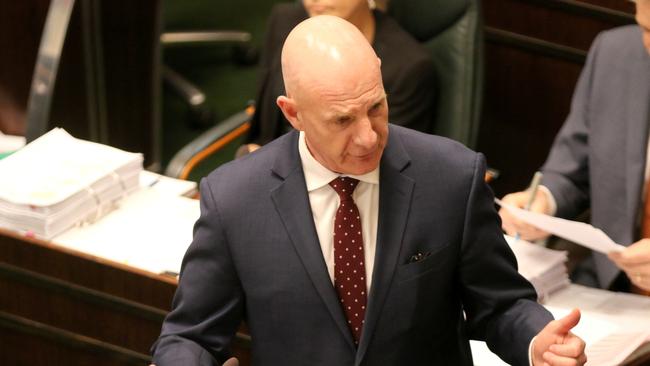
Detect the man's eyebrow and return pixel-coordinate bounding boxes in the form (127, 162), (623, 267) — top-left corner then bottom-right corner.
(371, 93), (387, 106)
(328, 93), (387, 118)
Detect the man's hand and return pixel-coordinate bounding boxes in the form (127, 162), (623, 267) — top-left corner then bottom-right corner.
(609, 239), (650, 291)
(223, 357), (239, 366)
(499, 190), (552, 241)
(532, 308), (586, 366)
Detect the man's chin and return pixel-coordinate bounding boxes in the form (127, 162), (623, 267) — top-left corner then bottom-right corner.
(346, 159), (381, 175)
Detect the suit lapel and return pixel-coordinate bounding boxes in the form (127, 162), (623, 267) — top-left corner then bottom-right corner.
(269, 132), (355, 350)
(624, 51), (650, 241)
(356, 128), (414, 364)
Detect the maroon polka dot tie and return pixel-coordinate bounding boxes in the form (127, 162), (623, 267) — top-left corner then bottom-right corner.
(329, 177), (367, 345)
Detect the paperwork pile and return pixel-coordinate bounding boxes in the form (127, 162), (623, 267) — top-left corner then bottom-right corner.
(473, 284), (650, 366)
(505, 235), (570, 301)
(0, 128), (142, 239)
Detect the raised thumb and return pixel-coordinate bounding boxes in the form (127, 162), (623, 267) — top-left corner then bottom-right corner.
(553, 308), (581, 335)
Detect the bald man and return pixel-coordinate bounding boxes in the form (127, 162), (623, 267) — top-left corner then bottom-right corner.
(152, 16), (586, 366)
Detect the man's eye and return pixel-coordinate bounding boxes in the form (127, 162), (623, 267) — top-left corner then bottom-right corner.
(336, 116), (352, 125)
(369, 103), (382, 114)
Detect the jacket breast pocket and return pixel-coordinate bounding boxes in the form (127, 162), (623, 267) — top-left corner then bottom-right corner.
(395, 242), (452, 283)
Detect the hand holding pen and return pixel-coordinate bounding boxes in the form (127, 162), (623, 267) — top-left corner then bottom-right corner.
(515, 172), (543, 241)
(498, 171), (552, 241)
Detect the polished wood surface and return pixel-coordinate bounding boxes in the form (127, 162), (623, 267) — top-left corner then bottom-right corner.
(479, 0), (636, 197)
(0, 0), (49, 135)
(0, 227), (252, 365)
(0, 228), (174, 365)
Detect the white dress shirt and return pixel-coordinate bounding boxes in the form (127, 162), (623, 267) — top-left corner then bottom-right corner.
(298, 132), (379, 293)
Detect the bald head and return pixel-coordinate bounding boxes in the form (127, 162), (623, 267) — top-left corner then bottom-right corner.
(280, 15), (382, 100)
(276, 15), (389, 175)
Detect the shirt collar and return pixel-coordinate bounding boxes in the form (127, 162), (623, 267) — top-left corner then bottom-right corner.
(298, 131), (379, 192)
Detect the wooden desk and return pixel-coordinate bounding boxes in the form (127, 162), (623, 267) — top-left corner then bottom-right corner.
(0, 228), (250, 365)
(2, 227), (649, 365)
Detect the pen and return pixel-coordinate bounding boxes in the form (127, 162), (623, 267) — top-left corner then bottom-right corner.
(515, 171), (543, 242)
(524, 171), (543, 211)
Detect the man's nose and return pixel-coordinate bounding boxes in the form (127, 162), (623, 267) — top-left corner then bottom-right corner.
(352, 118), (378, 148)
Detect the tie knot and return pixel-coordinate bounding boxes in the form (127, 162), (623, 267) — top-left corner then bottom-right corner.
(329, 177), (359, 200)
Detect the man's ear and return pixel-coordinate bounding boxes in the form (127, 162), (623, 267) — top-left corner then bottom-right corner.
(277, 96), (302, 130)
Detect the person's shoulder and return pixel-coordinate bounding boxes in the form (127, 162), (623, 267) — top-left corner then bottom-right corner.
(390, 125), (475, 161)
(388, 125), (480, 185)
(204, 132), (296, 191)
(600, 24), (642, 42)
(593, 25), (644, 56)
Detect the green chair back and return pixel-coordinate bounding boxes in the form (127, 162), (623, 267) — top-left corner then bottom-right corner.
(388, 0), (483, 148)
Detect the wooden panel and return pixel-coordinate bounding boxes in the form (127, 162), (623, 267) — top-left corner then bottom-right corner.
(0, 228), (253, 365)
(0, 0), (49, 135)
(479, 41), (584, 195)
(0, 311), (149, 366)
(485, 0), (634, 50)
(0, 228), (177, 309)
(97, 0), (162, 168)
(0, 264), (165, 353)
(0, 0), (162, 167)
(479, 0), (636, 196)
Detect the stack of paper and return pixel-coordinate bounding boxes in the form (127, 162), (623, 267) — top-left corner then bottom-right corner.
(473, 285), (650, 366)
(0, 128), (142, 239)
(505, 235), (570, 301)
(545, 286), (650, 366)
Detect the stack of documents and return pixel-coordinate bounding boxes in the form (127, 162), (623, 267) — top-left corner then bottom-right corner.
(473, 284), (650, 366)
(0, 128), (142, 239)
(546, 287), (650, 366)
(505, 235), (570, 301)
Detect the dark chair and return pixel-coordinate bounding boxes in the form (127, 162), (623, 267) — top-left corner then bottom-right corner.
(388, 0), (483, 149)
(165, 0), (484, 180)
(161, 30), (257, 129)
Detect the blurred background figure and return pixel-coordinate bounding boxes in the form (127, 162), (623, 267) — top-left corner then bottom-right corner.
(499, 0), (650, 294)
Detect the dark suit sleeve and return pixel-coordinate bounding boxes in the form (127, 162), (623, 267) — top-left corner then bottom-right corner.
(540, 33), (605, 219)
(386, 55), (437, 133)
(460, 153), (553, 366)
(152, 178), (245, 366)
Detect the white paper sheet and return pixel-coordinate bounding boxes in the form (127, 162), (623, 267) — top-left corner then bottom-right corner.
(0, 131), (25, 153)
(546, 306), (650, 366)
(471, 284), (650, 366)
(139, 170), (197, 197)
(53, 189), (199, 274)
(496, 199), (625, 254)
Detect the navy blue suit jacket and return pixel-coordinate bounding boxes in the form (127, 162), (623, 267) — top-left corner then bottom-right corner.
(153, 125), (552, 365)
